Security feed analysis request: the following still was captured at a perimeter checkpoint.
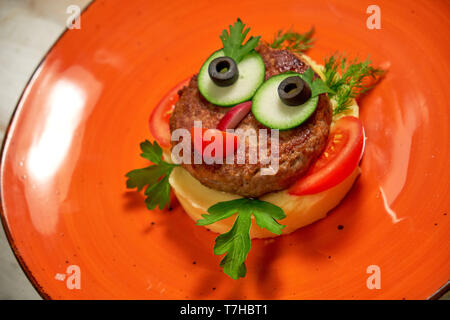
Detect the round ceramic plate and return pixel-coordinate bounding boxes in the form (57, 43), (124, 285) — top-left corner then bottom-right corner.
(1, 0), (449, 299)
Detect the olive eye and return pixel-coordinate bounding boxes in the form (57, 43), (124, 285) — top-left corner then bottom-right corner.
(208, 56), (239, 87)
(277, 76), (311, 106)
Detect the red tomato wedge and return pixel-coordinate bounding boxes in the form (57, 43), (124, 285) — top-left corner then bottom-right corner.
(148, 77), (191, 148)
(289, 116), (365, 196)
(191, 127), (240, 160)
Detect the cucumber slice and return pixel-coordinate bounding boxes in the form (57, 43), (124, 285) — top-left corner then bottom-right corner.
(198, 50), (265, 107)
(252, 73), (319, 130)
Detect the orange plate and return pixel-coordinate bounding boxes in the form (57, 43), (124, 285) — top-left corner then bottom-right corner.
(1, 0), (449, 299)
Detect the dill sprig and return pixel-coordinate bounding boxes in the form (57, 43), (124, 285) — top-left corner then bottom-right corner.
(269, 27), (315, 53)
(324, 54), (385, 115)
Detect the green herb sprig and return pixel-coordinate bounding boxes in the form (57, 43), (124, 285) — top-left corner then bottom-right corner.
(197, 198), (286, 279)
(220, 18), (261, 63)
(323, 54), (385, 115)
(126, 140), (178, 210)
(269, 27), (315, 53)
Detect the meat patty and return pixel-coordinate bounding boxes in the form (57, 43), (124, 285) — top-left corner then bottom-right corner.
(169, 44), (332, 197)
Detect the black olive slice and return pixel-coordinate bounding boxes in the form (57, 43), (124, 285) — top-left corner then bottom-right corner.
(277, 76), (312, 106)
(208, 56), (239, 87)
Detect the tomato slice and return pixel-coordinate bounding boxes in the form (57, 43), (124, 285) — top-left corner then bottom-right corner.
(148, 77), (192, 148)
(289, 116), (365, 195)
(191, 128), (240, 159)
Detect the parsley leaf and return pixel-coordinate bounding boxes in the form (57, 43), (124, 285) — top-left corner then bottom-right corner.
(287, 67), (334, 98)
(220, 18), (261, 63)
(252, 201), (286, 235)
(323, 54), (385, 115)
(269, 27), (315, 53)
(310, 77), (335, 97)
(197, 198), (286, 279)
(126, 140), (178, 210)
(126, 165), (168, 191)
(144, 175), (171, 210)
(214, 211), (251, 279)
(301, 67), (314, 83)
